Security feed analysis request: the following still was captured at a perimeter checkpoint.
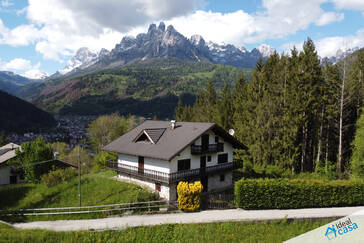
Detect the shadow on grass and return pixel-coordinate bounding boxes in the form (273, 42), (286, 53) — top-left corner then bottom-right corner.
(0, 184), (34, 209)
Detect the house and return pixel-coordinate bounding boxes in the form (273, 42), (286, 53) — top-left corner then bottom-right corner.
(0, 143), (24, 185)
(103, 120), (246, 201)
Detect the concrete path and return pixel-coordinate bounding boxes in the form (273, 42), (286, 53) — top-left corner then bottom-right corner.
(13, 206), (364, 232)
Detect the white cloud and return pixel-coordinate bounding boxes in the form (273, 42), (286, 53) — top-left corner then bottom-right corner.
(167, 0), (345, 45)
(1, 58), (32, 70)
(0, 19), (41, 46)
(281, 29), (364, 58)
(315, 12), (344, 26)
(23, 63), (49, 79)
(315, 29), (364, 57)
(1, 0), (13, 7)
(331, 0), (364, 10)
(0, 58), (48, 79)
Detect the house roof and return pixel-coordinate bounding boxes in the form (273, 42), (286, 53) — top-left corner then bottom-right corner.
(102, 120), (247, 161)
(0, 143), (21, 165)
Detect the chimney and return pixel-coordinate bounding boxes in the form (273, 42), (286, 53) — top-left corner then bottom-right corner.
(171, 120), (176, 130)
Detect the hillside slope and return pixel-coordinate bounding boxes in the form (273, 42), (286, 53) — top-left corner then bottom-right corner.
(0, 90), (55, 133)
(24, 59), (251, 119)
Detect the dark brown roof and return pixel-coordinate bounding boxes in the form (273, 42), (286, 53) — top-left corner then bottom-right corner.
(102, 120), (247, 161)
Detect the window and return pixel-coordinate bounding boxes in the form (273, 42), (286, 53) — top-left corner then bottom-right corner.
(207, 155), (212, 162)
(218, 153), (228, 164)
(155, 183), (161, 192)
(215, 136), (219, 143)
(178, 159), (191, 171)
(220, 174), (225, 182)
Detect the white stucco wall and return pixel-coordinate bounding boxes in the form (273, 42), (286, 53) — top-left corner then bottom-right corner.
(208, 171), (233, 191)
(118, 154), (170, 173)
(0, 165), (11, 185)
(117, 173), (170, 200)
(170, 130), (234, 173)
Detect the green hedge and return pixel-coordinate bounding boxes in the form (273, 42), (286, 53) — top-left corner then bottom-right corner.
(235, 178), (364, 209)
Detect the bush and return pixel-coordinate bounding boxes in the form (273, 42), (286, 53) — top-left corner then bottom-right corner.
(41, 167), (78, 187)
(177, 181), (203, 212)
(235, 178), (364, 209)
(234, 165), (291, 181)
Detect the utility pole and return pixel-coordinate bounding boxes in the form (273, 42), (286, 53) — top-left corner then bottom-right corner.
(78, 145), (81, 207)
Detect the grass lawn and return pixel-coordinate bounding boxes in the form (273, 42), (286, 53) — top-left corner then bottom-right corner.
(0, 219), (329, 243)
(0, 171), (159, 222)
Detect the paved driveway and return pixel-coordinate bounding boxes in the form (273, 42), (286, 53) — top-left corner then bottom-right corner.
(13, 206), (364, 231)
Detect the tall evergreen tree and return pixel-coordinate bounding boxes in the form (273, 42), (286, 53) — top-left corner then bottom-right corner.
(218, 82), (233, 130)
(297, 38), (324, 172)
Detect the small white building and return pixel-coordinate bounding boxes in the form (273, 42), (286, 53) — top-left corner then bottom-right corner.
(103, 120), (246, 201)
(0, 143), (24, 185)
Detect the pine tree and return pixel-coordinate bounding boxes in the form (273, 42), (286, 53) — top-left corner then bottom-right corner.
(233, 74), (249, 144)
(175, 98), (184, 120)
(217, 82), (233, 130)
(297, 38), (324, 172)
(192, 80), (218, 123)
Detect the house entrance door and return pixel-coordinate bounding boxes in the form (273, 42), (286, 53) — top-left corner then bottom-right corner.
(138, 156), (144, 175)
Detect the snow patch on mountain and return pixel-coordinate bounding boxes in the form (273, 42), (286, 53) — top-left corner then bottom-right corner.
(257, 44), (275, 57)
(22, 70), (49, 80)
(59, 47), (99, 75)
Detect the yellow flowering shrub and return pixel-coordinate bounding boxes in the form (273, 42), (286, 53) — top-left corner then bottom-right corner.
(177, 181), (203, 211)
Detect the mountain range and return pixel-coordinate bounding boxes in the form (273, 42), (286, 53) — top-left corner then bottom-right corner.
(0, 71), (38, 95)
(56, 22), (275, 76)
(56, 22), (361, 77)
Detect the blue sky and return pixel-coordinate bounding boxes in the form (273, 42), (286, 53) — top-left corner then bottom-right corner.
(0, 0), (364, 78)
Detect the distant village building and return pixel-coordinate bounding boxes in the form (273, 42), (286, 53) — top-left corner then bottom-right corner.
(0, 143), (24, 185)
(103, 120), (246, 201)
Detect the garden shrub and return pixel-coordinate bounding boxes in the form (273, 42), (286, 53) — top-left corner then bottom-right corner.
(235, 178), (364, 209)
(177, 181), (203, 211)
(41, 167), (77, 187)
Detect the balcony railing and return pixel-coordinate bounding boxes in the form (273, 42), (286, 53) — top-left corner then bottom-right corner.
(106, 159), (243, 184)
(191, 143), (224, 155)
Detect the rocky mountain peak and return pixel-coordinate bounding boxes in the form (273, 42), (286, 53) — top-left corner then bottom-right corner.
(257, 44), (275, 57)
(98, 48), (110, 58)
(148, 23), (157, 33)
(166, 25), (176, 33)
(59, 22), (278, 75)
(158, 22), (165, 32)
(190, 35), (205, 47)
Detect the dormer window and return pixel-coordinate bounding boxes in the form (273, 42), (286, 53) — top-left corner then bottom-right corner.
(134, 128), (166, 144)
(135, 132), (153, 143)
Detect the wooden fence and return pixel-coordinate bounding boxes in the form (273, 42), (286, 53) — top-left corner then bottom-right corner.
(0, 200), (168, 216)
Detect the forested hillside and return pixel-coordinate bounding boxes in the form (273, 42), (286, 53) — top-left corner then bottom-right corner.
(22, 59), (251, 119)
(176, 38), (364, 175)
(0, 90), (55, 133)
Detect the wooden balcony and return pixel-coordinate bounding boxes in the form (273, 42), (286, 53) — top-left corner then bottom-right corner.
(106, 159), (243, 184)
(191, 143), (224, 155)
